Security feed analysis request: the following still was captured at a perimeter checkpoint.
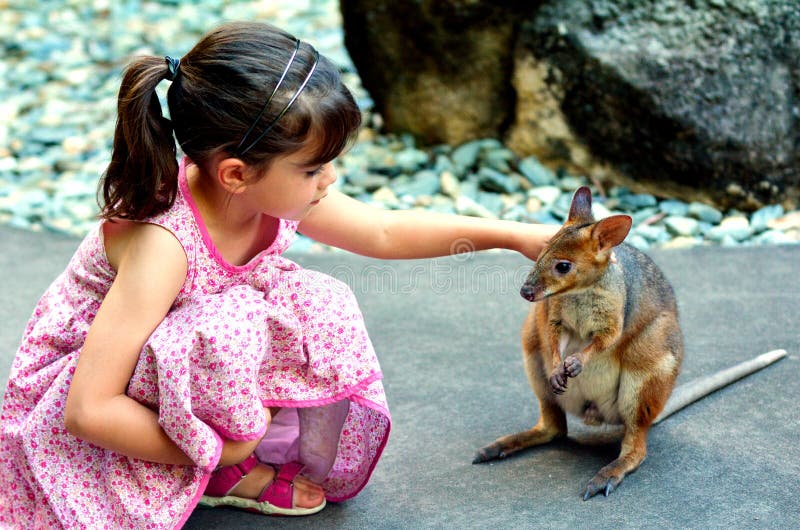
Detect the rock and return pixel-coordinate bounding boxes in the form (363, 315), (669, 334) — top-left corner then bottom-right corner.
(634, 224), (671, 244)
(478, 167), (519, 194)
(557, 176), (588, 193)
(719, 234), (741, 247)
(371, 186), (400, 208)
(433, 154), (456, 175)
(591, 202), (614, 220)
(664, 216), (701, 237)
(618, 193), (658, 211)
(455, 195), (497, 219)
(659, 199), (690, 217)
(627, 234), (650, 250)
(527, 210), (562, 226)
(706, 216), (752, 242)
(342, 0), (800, 210)
(393, 148), (429, 173)
(752, 229), (795, 245)
(688, 202), (724, 224)
(459, 178), (480, 201)
(451, 140), (483, 173)
(345, 170), (390, 192)
(663, 236), (702, 250)
(525, 196), (542, 213)
(515, 0), (800, 210)
(341, 0), (527, 145)
(391, 170), (440, 197)
(517, 156), (557, 186)
(630, 207), (661, 226)
(767, 211), (800, 231)
(750, 204), (785, 233)
(481, 147), (516, 172)
(440, 171), (461, 199)
(476, 191), (506, 217)
(527, 185), (561, 206)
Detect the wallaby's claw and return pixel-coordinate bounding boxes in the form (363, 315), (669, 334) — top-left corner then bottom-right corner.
(582, 473), (622, 500)
(473, 443), (506, 463)
(563, 355), (582, 377)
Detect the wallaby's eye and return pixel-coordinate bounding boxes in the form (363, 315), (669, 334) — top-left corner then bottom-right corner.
(554, 261), (573, 275)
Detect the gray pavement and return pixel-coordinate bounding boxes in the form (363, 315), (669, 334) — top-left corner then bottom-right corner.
(1, 225), (798, 529)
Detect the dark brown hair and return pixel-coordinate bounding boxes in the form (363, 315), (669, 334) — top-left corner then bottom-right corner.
(100, 21), (362, 220)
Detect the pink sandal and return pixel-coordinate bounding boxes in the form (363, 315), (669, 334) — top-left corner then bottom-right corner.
(199, 455), (326, 516)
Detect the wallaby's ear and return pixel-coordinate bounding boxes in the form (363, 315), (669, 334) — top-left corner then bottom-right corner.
(567, 186), (594, 224)
(592, 215), (632, 251)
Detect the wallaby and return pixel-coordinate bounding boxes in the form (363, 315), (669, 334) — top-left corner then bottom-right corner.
(474, 186), (683, 500)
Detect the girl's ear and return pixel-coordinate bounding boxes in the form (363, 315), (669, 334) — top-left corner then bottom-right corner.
(217, 158), (249, 194)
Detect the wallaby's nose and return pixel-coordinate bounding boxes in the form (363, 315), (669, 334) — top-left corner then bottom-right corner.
(520, 283), (537, 302)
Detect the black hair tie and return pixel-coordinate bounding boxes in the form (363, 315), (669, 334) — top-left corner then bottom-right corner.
(164, 56), (180, 81)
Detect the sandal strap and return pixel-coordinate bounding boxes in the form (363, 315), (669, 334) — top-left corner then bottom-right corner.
(204, 454), (259, 497)
(258, 461), (305, 510)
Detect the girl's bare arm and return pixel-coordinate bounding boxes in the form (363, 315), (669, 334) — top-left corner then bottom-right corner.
(64, 222), (195, 465)
(298, 188), (558, 260)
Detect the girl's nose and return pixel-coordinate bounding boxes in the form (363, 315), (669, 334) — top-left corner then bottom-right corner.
(320, 164), (337, 188)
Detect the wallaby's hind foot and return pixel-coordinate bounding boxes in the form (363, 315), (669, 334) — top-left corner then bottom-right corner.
(473, 421), (566, 464)
(582, 427), (648, 500)
(582, 453), (644, 500)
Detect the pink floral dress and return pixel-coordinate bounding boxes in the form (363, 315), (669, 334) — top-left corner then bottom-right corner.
(0, 158), (391, 529)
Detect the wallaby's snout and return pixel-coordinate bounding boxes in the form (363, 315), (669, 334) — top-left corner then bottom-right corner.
(520, 279), (538, 302)
(520, 265), (545, 302)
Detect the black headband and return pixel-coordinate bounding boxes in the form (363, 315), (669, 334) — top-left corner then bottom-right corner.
(234, 39), (320, 157)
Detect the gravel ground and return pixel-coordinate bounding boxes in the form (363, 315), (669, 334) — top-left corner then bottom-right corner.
(1, 0), (798, 252)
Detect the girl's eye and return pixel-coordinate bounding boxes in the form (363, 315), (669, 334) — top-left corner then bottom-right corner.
(306, 165), (324, 177)
(554, 261), (573, 275)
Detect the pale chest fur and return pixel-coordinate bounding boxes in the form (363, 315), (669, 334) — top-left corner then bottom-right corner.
(549, 279), (626, 425)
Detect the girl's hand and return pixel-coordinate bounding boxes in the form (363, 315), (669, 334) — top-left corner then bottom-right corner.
(513, 222), (560, 262)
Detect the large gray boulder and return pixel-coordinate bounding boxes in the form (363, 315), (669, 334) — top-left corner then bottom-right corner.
(513, 0), (800, 209)
(341, 0), (800, 210)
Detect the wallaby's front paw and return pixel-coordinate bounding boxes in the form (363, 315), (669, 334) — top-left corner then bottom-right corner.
(564, 355), (583, 378)
(549, 369), (568, 394)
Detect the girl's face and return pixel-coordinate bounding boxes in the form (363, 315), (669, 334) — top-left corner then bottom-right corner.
(241, 145), (337, 221)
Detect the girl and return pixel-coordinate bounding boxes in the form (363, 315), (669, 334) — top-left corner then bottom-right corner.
(0, 21), (556, 528)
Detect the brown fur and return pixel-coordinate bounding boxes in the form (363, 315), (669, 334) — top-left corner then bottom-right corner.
(474, 187), (684, 500)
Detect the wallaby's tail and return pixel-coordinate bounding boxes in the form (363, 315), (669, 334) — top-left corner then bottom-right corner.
(654, 349), (788, 425)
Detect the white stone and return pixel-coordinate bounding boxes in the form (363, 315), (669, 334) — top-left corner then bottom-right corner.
(527, 186), (561, 205)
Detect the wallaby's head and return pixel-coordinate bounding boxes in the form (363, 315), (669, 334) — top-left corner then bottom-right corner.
(521, 186), (632, 302)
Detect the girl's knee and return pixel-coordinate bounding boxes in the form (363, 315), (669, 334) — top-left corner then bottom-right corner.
(218, 407), (275, 466)
(219, 438), (260, 466)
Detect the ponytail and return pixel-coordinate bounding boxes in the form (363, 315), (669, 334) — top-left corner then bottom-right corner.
(99, 56), (178, 220)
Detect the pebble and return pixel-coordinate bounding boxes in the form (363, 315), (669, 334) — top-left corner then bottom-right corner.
(478, 167), (519, 194)
(664, 216), (701, 237)
(0, 0), (797, 253)
(750, 204), (784, 233)
(768, 211), (800, 231)
(455, 195), (497, 219)
(527, 186), (562, 206)
(659, 200), (690, 217)
(439, 171), (461, 199)
(706, 216), (752, 242)
(688, 202), (724, 224)
(518, 156), (557, 186)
